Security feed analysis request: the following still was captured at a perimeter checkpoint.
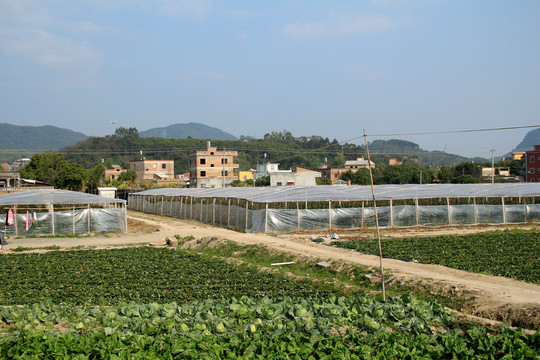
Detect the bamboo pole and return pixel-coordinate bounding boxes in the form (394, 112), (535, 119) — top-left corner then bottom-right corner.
(364, 129), (385, 301)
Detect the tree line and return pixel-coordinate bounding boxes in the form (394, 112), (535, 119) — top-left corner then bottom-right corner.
(17, 128), (525, 190)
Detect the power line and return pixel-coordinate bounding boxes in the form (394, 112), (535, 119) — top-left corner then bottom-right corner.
(270, 124), (540, 164)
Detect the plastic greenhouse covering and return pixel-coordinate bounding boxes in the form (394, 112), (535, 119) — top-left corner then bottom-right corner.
(128, 183), (540, 233)
(0, 189), (127, 236)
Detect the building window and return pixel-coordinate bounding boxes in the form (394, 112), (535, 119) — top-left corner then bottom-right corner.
(221, 170), (228, 176)
(162, 164), (167, 169)
(221, 158), (228, 164)
(276, 182), (283, 186)
(210, 164), (214, 167)
(531, 168), (535, 174)
(200, 159), (206, 165)
(200, 171), (206, 177)
(531, 156), (535, 163)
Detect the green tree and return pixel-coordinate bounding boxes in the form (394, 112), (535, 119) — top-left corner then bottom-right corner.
(87, 164), (106, 190)
(436, 166), (454, 183)
(53, 163), (87, 190)
(114, 127), (139, 137)
(255, 176), (270, 187)
(316, 177), (331, 185)
(231, 179), (254, 187)
(118, 170), (137, 182)
(451, 174), (481, 184)
(18, 152), (67, 184)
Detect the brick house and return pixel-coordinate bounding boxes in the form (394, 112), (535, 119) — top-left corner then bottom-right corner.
(525, 145), (540, 182)
(189, 143), (238, 188)
(130, 160), (174, 181)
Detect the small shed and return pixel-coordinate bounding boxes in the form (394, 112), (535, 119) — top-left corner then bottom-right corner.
(98, 187), (117, 199)
(0, 189), (127, 237)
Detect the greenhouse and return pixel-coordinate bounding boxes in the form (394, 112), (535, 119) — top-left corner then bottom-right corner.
(128, 183), (540, 233)
(0, 189), (127, 237)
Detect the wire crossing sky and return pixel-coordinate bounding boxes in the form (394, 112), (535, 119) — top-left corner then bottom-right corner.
(1, 1), (539, 158)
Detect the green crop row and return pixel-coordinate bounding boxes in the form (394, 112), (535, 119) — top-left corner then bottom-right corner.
(1, 296), (539, 359)
(0, 247), (329, 306)
(332, 231), (540, 283)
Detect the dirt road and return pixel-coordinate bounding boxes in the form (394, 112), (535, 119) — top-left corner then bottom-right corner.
(3, 210), (540, 319)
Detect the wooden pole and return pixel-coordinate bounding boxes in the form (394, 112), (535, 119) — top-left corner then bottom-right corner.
(73, 206), (76, 234)
(227, 199), (231, 227)
(264, 202), (269, 233)
(245, 201), (249, 231)
(364, 129), (385, 301)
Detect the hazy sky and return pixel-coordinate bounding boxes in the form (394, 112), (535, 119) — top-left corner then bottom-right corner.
(1, 1), (539, 158)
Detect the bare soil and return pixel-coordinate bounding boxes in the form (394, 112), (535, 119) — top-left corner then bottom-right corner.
(2, 210), (540, 329)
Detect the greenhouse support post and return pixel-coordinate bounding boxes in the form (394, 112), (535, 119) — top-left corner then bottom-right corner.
(447, 197), (451, 225)
(160, 196), (164, 215)
(200, 199), (203, 222)
(328, 200), (332, 230)
(473, 198), (478, 224)
(236, 199), (240, 228)
(72, 206), (75, 234)
(227, 199), (231, 227)
(180, 197), (183, 218)
(50, 204), (56, 235)
(265, 202), (268, 233)
(213, 198), (216, 224)
(123, 204), (128, 233)
(502, 197), (506, 224)
(87, 204), (90, 233)
(415, 198), (419, 226)
(297, 202), (301, 231)
(14, 206), (18, 236)
(361, 201), (364, 227)
(389, 199), (394, 228)
(245, 201), (249, 230)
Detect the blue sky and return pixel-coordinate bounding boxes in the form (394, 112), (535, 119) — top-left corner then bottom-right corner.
(1, 0), (539, 158)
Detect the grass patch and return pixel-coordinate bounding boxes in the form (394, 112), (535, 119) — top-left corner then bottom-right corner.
(10, 245), (61, 252)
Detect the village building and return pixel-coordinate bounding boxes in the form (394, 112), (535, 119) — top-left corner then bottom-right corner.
(525, 145), (540, 182)
(130, 160), (174, 181)
(189, 143), (238, 188)
(104, 165), (128, 180)
(345, 157), (375, 170)
(253, 162), (291, 180)
(270, 167), (321, 186)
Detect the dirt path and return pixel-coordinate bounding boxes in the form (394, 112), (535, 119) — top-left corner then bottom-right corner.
(3, 210), (540, 317)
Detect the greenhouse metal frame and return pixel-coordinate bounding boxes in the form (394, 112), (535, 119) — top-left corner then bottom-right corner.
(128, 183), (540, 233)
(0, 189), (127, 237)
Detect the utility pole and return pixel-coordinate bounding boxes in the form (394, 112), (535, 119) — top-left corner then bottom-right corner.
(490, 148), (496, 184)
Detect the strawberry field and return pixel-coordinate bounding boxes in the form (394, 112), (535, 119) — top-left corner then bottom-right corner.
(1, 246), (539, 358)
(332, 231), (540, 284)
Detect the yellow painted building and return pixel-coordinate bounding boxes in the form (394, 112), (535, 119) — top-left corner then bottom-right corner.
(238, 170), (254, 182)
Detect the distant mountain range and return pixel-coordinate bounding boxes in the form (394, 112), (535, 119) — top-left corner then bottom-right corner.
(139, 123), (237, 140)
(3, 122), (537, 165)
(0, 123), (88, 151)
(512, 128), (540, 152)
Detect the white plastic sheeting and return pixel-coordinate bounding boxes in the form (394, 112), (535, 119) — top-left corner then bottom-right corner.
(0, 189), (126, 205)
(0, 189), (127, 236)
(128, 183), (540, 233)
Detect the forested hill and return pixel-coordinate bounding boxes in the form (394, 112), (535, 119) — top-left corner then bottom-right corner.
(60, 131), (470, 174)
(139, 122), (237, 140)
(0, 123), (88, 151)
